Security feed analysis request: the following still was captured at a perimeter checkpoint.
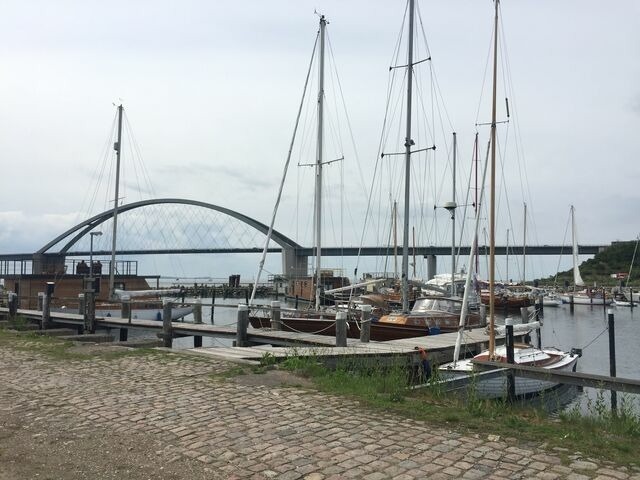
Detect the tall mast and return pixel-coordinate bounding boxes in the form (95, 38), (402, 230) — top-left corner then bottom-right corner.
(393, 201), (398, 279)
(109, 104), (124, 300)
(314, 15), (326, 311)
(522, 202), (527, 284)
(450, 132), (457, 295)
(401, 0), (416, 313)
(488, 0), (499, 358)
(473, 133), (479, 274)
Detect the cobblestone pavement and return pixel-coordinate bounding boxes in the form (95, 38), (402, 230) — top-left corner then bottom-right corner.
(1, 344), (638, 480)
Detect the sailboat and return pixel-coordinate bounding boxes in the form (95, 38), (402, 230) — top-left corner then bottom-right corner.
(54, 105), (193, 321)
(439, 0), (578, 399)
(558, 206), (612, 305)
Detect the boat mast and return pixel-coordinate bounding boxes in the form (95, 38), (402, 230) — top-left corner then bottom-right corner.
(393, 201), (398, 278)
(488, 0), (499, 358)
(314, 15), (326, 311)
(450, 132), (457, 295)
(401, 0), (416, 313)
(522, 202), (527, 284)
(108, 104), (124, 300)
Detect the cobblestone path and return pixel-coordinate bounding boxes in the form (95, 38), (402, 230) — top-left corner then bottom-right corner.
(0, 344), (637, 479)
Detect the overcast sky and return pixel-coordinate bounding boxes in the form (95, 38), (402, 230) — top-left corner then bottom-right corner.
(1, 0), (639, 282)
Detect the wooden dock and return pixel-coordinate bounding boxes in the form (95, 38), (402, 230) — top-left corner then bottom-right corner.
(1, 306), (496, 364)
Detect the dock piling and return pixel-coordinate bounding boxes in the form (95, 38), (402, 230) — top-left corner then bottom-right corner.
(505, 317), (516, 402)
(236, 304), (249, 347)
(569, 295), (574, 314)
(193, 298), (203, 348)
(41, 282), (54, 330)
(608, 309), (617, 414)
(359, 305), (372, 343)
(7, 292), (18, 321)
(336, 311), (347, 347)
(271, 301), (282, 331)
(210, 289), (216, 324)
(162, 300), (173, 348)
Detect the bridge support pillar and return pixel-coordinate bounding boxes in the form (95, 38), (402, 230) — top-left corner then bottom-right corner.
(282, 247), (308, 281)
(426, 255), (437, 281)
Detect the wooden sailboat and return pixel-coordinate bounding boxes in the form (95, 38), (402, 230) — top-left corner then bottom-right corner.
(439, 0), (578, 398)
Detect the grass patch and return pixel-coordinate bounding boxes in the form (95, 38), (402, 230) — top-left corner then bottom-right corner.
(0, 328), (163, 362)
(279, 352), (640, 466)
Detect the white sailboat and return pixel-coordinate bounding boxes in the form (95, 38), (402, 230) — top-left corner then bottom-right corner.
(439, 0), (578, 399)
(558, 206), (612, 305)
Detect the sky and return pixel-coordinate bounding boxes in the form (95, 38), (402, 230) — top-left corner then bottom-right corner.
(1, 0), (639, 283)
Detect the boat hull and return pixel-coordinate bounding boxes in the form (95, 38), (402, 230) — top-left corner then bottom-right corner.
(249, 316), (432, 341)
(559, 295), (612, 305)
(440, 348), (579, 399)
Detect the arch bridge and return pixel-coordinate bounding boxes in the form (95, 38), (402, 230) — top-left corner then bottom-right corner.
(0, 198), (609, 279)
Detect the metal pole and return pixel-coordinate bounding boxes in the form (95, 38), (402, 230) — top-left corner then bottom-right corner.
(109, 104), (124, 300)
(451, 132), (457, 295)
(314, 15), (326, 311)
(488, 0), (500, 358)
(608, 309), (617, 414)
(522, 202), (527, 285)
(401, 0), (415, 314)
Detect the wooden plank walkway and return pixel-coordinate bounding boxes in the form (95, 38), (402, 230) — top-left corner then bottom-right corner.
(2, 307), (498, 363)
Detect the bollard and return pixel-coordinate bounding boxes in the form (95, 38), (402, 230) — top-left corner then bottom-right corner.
(271, 301), (282, 331)
(210, 288), (216, 324)
(41, 282), (54, 330)
(162, 300), (173, 348)
(8, 292), (18, 321)
(193, 298), (203, 324)
(537, 295), (544, 317)
(569, 295), (574, 314)
(193, 298), (203, 348)
(78, 294), (86, 318)
(359, 304), (372, 343)
(505, 317), (516, 403)
(236, 304), (249, 347)
(85, 291), (96, 333)
(335, 311), (347, 347)
(608, 309), (617, 414)
(520, 306), (529, 324)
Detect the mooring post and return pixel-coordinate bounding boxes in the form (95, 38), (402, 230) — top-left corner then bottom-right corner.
(78, 293), (86, 318)
(120, 294), (131, 322)
(295, 295), (299, 310)
(7, 292), (18, 321)
(630, 288), (635, 310)
(210, 288), (216, 324)
(85, 290), (96, 333)
(608, 309), (617, 414)
(359, 305), (372, 343)
(245, 288), (249, 305)
(569, 295), (574, 314)
(505, 317), (516, 403)
(236, 304), (249, 347)
(162, 299), (173, 348)
(41, 282), (54, 330)
(271, 301), (282, 331)
(194, 298), (203, 324)
(193, 298), (203, 348)
(335, 311), (347, 347)
(537, 295), (544, 317)
(520, 306), (529, 324)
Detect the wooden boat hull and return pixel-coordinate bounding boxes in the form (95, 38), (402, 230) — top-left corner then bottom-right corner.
(249, 316), (433, 341)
